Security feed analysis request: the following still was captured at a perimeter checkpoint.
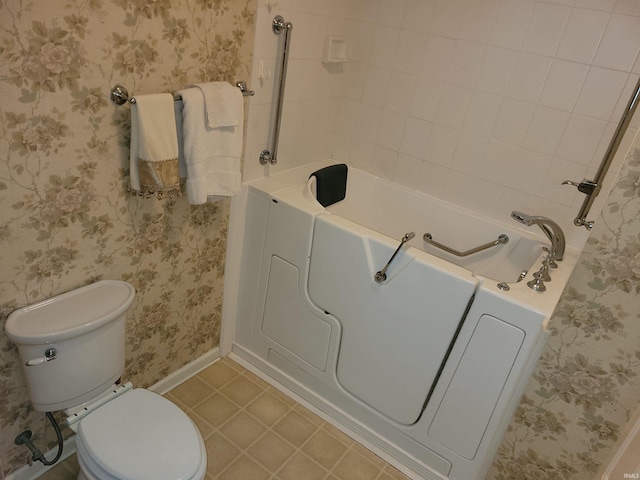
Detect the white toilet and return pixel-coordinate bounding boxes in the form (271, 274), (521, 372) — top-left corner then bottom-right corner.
(5, 280), (207, 480)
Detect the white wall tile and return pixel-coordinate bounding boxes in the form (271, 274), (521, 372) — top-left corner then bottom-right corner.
(556, 8), (610, 63)
(450, 132), (489, 175)
(522, 3), (570, 56)
(345, 20), (375, 63)
(555, 114), (608, 165)
(400, 117), (432, 158)
(523, 106), (570, 156)
(378, 0), (407, 27)
(614, 0), (640, 16)
(370, 146), (399, 179)
(574, 67), (629, 120)
(393, 29), (427, 75)
(506, 53), (553, 104)
(434, 84), (473, 130)
(342, 62), (368, 100)
(362, 65), (393, 107)
(463, 91), (503, 138)
(489, 0), (534, 50)
(539, 59), (589, 112)
(377, 109), (408, 151)
(514, 149), (553, 196)
(476, 46), (518, 95)
(458, 0), (499, 44)
(385, 71), (418, 113)
(393, 153), (424, 188)
(479, 140), (519, 185)
(430, 0), (465, 38)
(593, 14), (640, 71)
(493, 98), (536, 146)
(420, 35), (456, 81)
(447, 40), (486, 89)
(409, 77), (445, 121)
(402, 0), (436, 33)
(579, 0), (615, 12)
(355, 103), (384, 142)
(425, 123), (460, 166)
(370, 25), (401, 68)
(416, 161), (448, 198)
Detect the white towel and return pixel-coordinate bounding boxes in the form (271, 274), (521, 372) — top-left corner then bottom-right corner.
(195, 82), (243, 128)
(129, 93), (181, 199)
(177, 83), (243, 204)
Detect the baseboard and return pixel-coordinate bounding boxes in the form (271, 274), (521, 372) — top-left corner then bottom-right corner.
(149, 347), (220, 395)
(5, 348), (220, 480)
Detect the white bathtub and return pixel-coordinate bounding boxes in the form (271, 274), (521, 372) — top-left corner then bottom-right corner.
(231, 160), (578, 480)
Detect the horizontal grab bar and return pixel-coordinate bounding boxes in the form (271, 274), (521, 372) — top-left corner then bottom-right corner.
(423, 233), (509, 257)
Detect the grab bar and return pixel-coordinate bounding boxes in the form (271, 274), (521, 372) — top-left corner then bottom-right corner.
(374, 232), (415, 283)
(562, 76), (640, 230)
(423, 233), (509, 257)
(259, 15), (293, 166)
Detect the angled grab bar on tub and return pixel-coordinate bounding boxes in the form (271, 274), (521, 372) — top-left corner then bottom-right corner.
(423, 233), (509, 257)
(374, 232), (415, 284)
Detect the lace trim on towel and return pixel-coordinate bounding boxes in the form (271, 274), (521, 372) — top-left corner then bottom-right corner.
(130, 157), (183, 199)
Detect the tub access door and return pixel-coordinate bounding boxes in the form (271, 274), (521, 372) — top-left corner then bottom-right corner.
(308, 215), (479, 426)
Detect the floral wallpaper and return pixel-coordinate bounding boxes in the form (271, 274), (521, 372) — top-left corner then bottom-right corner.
(490, 140), (640, 479)
(0, 0), (255, 476)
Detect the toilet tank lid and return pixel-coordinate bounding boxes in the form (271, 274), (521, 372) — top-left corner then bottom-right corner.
(5, 280), (135, 345)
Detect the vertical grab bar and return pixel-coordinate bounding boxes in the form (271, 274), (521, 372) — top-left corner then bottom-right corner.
(260, 15), (293, 166)
(563, 76), (640, 229)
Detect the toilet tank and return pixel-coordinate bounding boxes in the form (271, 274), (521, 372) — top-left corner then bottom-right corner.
(5, 280), (135, 412)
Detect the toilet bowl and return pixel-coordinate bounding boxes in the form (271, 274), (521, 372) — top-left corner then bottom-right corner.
(5, 280), (207, 480)
(74, 389), (206, 480)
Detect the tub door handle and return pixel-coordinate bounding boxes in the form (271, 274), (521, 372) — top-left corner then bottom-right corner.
(374, 232), (415, 283)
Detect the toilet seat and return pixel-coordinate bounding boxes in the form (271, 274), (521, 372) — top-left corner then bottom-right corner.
(76, 389), (206, 480)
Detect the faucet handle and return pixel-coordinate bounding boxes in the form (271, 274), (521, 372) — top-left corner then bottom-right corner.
(562, 179), (597, 195)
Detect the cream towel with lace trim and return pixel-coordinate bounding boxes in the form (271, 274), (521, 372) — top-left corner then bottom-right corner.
(129, 93), (182, 199)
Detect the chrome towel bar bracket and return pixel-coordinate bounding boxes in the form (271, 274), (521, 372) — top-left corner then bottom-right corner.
(374, 232), (415, 284)
(423, 233), (509, 257)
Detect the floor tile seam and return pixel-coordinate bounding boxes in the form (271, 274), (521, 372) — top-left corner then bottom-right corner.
(268, 420), (335, 479)
(218, 407), (327, 478)
(178, 388), (219, 411)
(212, 389), (297, 434)
(316, 441), (357, 479)
(215, 450), (271, 480)
(324, 442), (386, 479)
(239, 368), (274, 390)
(215, 421), (289, 476)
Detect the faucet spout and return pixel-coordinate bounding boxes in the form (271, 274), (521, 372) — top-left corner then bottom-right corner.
(511, 211), (565, 261)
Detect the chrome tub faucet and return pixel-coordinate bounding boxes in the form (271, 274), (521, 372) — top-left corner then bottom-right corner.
(511, 211), (565, 262)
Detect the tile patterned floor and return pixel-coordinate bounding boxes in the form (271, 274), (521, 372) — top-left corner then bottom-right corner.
(40, 357), (411, 480)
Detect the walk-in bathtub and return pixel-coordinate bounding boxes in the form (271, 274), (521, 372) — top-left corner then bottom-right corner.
(231, 160), (578, 480)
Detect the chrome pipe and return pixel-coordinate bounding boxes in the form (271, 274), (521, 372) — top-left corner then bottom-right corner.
(564, 76), (640, 229)
(260, 16), (293, 166)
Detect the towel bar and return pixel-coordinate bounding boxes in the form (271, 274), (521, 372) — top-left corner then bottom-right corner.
(110, 81), (254, 105)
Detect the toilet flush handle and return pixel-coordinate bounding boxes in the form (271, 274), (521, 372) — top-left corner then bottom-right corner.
(25, 348), (57, 366)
